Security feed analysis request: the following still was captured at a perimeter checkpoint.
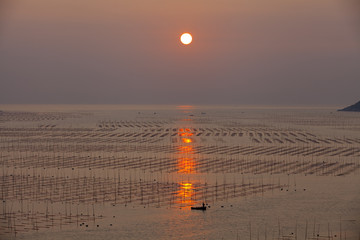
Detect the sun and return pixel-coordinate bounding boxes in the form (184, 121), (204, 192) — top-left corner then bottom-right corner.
(180, 33), (192, 45)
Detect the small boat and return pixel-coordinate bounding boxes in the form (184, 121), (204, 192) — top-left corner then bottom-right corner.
(191, 206), (206, 211)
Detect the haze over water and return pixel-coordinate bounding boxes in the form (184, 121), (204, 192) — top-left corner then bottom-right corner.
(0, 104), (359, 239)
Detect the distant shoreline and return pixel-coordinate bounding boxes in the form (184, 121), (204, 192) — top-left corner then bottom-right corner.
(338, 101), (360, 112)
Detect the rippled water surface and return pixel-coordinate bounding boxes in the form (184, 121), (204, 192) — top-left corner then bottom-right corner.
(0, 105), (359, 239)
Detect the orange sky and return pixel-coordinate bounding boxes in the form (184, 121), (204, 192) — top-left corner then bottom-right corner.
(0, 0), (359, 105)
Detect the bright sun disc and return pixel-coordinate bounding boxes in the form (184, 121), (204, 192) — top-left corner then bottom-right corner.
(180, 33), (192, 45)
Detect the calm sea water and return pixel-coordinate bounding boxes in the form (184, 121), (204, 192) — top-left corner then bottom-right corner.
(0, 105), (359, 239)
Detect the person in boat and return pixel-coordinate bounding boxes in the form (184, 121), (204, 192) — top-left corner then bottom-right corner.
(202, 202), (205, 208)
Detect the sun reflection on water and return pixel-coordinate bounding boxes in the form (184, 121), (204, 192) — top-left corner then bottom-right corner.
(177, 182), (196, 206)
(177, 157), (196, 173)
(178, 146), (194, 154)
(176, 116), (200, 207)
(181, 138), (193, 143)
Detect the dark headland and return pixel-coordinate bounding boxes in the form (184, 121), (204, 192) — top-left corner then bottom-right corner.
(338, 100), (360, 112)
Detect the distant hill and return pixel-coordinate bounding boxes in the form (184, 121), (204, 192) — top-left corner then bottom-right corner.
(338, 101), (360, 112)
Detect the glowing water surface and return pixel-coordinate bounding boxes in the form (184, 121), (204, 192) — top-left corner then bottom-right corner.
(0, 104), (359, 239)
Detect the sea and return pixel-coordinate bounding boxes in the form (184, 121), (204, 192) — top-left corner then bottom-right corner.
(0, 104), (359, 239)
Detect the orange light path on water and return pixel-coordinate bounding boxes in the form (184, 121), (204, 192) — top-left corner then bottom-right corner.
(179, 133), (193, 137)
(176, 114), (200, 207)
(177, 182), (196, 206)
(178, 146), (194, 154)
(182, 138), (192, 143)
(177, 157), (195, 173)
(177, 128), (195, 172)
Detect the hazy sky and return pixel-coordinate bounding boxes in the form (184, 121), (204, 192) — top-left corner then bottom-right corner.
(0, 0), (359, 105)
